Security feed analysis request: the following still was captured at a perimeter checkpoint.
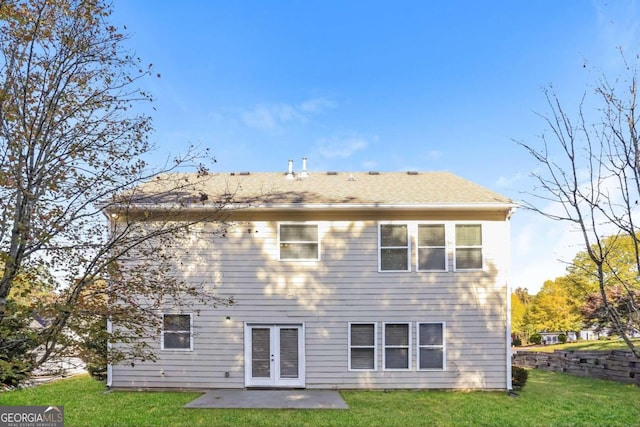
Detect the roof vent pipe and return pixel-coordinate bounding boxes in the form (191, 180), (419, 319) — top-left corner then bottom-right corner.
(286, 159), (294, 179)
(300, 157), (308, 178)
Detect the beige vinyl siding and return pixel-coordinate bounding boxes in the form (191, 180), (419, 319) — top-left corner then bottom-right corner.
(111, 216), (510, 390)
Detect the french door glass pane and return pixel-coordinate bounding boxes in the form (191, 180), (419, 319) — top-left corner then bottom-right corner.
(279, 328), (299, 379)
(252, 328), (271, 378)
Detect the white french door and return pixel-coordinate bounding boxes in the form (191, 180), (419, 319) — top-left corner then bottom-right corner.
(244, 324), (305, 388)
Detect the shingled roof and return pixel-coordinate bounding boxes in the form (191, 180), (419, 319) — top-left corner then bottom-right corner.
(132, 171), (513, 209)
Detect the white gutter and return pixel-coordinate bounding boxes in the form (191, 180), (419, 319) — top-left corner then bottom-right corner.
(107, 202), (517, 212)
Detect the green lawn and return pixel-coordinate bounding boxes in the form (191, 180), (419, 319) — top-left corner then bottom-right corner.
(1, 370), (639, 427)
(521, 338), (640, 353)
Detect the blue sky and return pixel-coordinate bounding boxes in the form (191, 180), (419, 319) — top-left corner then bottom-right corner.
(111, 1), (640, 293)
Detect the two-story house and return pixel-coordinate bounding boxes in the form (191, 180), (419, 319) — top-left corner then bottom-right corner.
(107, 162), (515, 390)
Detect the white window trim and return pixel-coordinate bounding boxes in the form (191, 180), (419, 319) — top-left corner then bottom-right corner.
(278, 222), (321, 261)
(378, 223), (411, 272)
(348, 322), (378, 371)
(161, 313), (193, 351)
(382, 322), (412, 371)
(416, 223), (448, 272)
(417, 321), (446, 371)
(453, 223), (484, 271)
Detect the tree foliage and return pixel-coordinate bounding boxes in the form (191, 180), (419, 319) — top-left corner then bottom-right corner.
(519, 51), (640, 357)
(523, 278), (584, 333)
(570, 234), (640, 335)
(0, 0), (233, 384)
(511, 287), (533, 341)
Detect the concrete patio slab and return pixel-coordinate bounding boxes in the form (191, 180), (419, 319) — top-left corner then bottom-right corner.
(184, 389), (349, 409)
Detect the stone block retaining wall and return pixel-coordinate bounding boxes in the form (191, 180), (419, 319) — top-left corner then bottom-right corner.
(512, 349), (640, 386)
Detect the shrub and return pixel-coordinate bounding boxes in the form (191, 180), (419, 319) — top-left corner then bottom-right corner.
(511, 366), (529, 390)
(512, 336), (522, 347)
(529, 333), (542, 345)
(77, 316), (108, 382)
(558, 333), (567, 344)
(0, 301), (38, 387)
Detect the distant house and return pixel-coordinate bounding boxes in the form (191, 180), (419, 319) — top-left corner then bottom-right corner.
(579, 329), (601, 341)
(107, 162), (516, 390)
(539, 331), (578, 345)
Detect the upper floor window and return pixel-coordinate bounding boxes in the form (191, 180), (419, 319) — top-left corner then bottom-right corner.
(455, 224), (483, 270)
(379, 224), (409, 271)
(417, 224), (447, 271)
(279, 223), (319, 260)
(162, 313), (192, 351)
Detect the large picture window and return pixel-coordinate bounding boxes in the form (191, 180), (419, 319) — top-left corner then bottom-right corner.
(383, 323), (410, 370)
(455, 224), (483, 270)
(379, 224), (409, 271)
(349, 323), (377, 371)
(279, 223), (319, 260)
(417, 322), (445, 370)
(162, 314), (192, 350)
(417, 224), (447, 271)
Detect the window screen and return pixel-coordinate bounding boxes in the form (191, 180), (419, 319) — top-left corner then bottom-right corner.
(384, 323), (410, 370)
(380, 224), (409, 271)
(418, 322), (444, 370)
(418, 224), (446, 271)
(455, 224), (482, 269)
(280, 224), (319, 260)
(349, 323), (376, 370)
(162, 314), (192, 350)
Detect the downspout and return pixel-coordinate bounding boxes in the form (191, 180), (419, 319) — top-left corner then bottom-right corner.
(505, 207), (515, 391)
(104, 210), (116, 388)
(106, 318), (113, 388)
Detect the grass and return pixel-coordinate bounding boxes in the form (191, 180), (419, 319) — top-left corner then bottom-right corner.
(2, 370), (639, 427)
(521, 338), (640, 353)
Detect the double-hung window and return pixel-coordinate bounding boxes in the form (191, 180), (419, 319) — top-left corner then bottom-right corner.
(279, 223), (319, 260)
(417, 322), (445, 370)
(379, 224), (409, 271)
(349, 323), (377, 370)
(162, 314), (192, 350)
(383, 323), (410, 370)
(417, 224), (447, 271)
(455, 224), (483, 270)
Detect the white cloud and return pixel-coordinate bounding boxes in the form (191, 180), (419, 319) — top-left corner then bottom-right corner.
(496, 172), (524, 190)
(317, 135), (368, 159)
(299, 97), (336, 113)
(241, 97), (335, 131)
